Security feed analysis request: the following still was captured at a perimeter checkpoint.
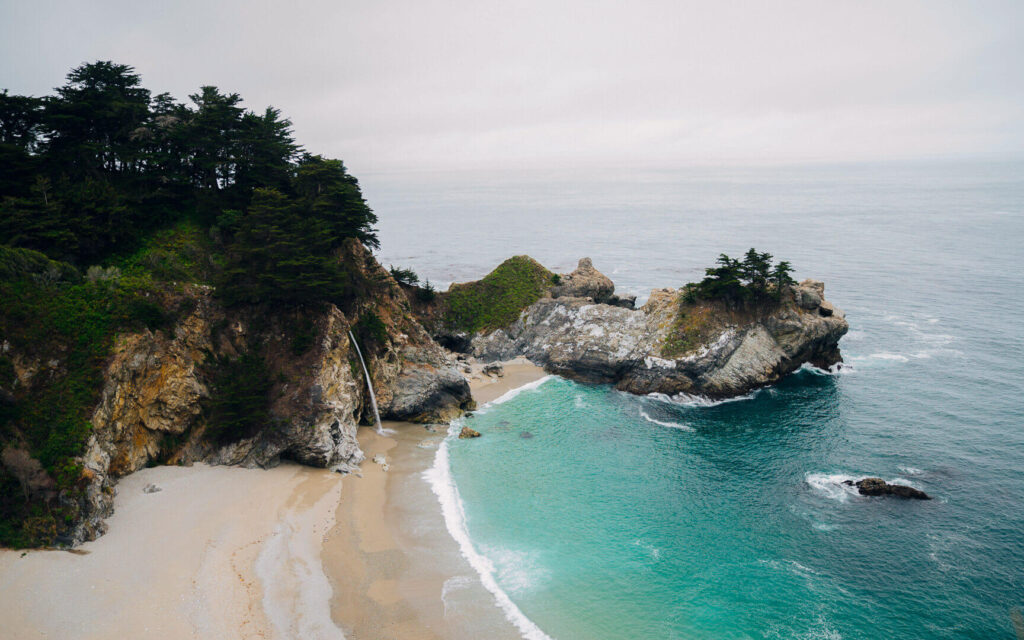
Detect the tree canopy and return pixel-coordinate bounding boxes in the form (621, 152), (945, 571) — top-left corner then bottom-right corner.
(0, 60), (377, 305)
(685, 249), (795, 305)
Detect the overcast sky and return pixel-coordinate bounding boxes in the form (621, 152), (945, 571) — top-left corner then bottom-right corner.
(2, 0), (1022, 174)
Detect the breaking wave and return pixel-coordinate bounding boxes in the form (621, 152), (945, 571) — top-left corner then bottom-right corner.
(425, 423), (553, 640)
(638, 409), (694, 431)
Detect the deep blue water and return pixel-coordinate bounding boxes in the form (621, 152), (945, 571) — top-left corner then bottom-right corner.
(368, 160), (1024, 639)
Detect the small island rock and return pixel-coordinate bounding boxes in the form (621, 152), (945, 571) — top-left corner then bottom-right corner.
(459, 426), (481, 439)
(844, 477), (930, 500)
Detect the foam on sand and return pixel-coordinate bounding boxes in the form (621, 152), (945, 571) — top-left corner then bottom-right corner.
(484, 375), (555, 409)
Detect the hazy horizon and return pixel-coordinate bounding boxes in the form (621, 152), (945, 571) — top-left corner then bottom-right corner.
(3, 0), (1023, 175)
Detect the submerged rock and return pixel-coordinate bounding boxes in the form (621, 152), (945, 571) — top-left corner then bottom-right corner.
(459, 426), (481, 439)
(519, 431), (534, 439)
(844, 477), (931, 500)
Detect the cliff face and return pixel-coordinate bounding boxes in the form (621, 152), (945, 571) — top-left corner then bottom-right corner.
(459, 260), (848, 399)
(5, 242), (471, 545)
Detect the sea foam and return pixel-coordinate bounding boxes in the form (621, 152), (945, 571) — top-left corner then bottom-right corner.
(647, 389), (759, 407)
(483, 375), (555, 410)
(804, 473), (862, 503)
(638, 409), (693, 431)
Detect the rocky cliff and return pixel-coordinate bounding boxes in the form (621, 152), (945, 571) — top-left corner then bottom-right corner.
(443, 258), (848, 399)
(2, 241), (471, 545)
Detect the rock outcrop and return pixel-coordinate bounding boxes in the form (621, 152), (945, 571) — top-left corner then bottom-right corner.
(551, 258), (615, 303)
(465, 261), (848, 399)
(844, 478), (931, 500)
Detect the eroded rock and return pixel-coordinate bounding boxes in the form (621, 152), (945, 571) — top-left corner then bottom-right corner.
(551, 258), (616, 303)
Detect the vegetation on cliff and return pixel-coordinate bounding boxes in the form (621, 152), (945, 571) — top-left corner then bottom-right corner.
(683, 249), (794, 305)
(442, 256), (556, 333)
(664, 249), (797, 358)
(0, 61), (383, 546)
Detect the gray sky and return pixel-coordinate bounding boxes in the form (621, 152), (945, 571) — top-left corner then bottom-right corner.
(2, 0), (1022, 174)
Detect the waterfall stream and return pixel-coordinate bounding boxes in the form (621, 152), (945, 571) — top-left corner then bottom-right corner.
(348, 330), (384, 435)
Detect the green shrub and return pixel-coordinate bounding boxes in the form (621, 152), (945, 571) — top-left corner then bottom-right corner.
(415, 280), (437, 303)
(389, 265), (419, 287)
(0, 246), (80, 283)
(443, 256), (554, 333)
(289, 316), (317, 355)
(354, 311), (388, 350)
(204, 353), (272, 444)
(0, 276), (168, 476)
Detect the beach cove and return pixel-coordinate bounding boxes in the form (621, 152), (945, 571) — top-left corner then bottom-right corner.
(0, 359), (547, 639)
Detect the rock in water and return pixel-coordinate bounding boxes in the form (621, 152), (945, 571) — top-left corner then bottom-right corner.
(519, 431), (533, 439)
(459, 426), (481, 439)
(844, 477), (931, 500)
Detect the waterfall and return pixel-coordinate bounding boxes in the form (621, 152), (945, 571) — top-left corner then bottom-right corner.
(348, 330), (384, 434)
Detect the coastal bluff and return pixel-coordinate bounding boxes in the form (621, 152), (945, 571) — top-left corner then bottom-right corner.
(2, 241), (472, 546)
(417, 257), (849, 400)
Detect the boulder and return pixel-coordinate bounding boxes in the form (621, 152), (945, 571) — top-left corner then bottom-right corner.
(606, 294), (637, 309)
(844, 477), (930, 500)
(795, 281), (824, 310)
(482, 362), (505, 377)
(142, 483), (161, 494)
(550, 258), (615, 303)
(459, 426), (481, 439)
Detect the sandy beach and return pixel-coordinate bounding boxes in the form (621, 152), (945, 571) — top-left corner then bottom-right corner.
(0, 357), (547, 639)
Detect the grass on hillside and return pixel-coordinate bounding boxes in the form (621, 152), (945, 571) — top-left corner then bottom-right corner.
(115, 220), (222, 284)
(661, 303), (718, 357)
(443, 256), (556, 333)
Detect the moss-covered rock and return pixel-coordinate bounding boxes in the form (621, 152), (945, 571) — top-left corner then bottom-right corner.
(442, 255), (556, 333)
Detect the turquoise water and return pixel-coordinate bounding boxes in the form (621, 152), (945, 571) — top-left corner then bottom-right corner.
(372, 160), (1024, 639)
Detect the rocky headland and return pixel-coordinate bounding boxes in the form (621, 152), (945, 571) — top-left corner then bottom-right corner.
(416, 256), (849, 400)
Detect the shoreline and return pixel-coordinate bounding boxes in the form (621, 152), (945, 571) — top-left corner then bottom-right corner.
(0, 357), (549, 639)
(323, 357), (550, 639)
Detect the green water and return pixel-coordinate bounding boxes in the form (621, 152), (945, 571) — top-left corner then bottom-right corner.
(445, 366), (1021, 639)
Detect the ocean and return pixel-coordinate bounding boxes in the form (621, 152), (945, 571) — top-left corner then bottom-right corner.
(366, 159), (1024, 639)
